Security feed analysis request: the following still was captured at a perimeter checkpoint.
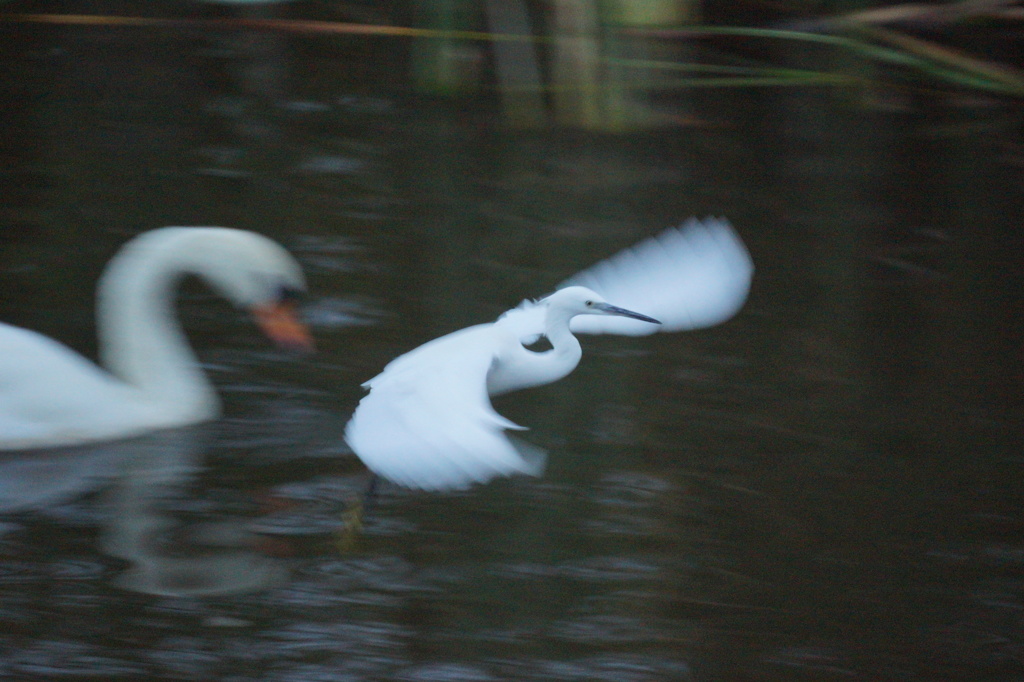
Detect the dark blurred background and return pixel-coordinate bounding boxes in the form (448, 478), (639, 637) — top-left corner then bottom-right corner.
(1, 1), (1023, 680)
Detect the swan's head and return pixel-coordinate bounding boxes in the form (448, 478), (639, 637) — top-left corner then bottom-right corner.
(544, 286), (661, 324)
(116, 227), (314, 352)
(190, 228), (313, 352)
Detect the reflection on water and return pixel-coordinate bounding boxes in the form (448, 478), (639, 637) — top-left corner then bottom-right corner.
(0, 427), (290, 598)
(1, 10), (1023, 682)
(97, 428), (288, 598)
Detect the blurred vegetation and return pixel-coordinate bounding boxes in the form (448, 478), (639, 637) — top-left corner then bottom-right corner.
(1, 0), (1021, 128)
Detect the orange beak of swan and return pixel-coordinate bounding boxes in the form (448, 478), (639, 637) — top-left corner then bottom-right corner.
(252, 300), (314, 352)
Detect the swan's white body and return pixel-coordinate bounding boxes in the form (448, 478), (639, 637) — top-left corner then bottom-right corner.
(345, 217), (754, 491)
(0, 227), (309, 450)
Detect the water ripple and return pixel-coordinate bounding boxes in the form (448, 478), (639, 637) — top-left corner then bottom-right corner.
(0, 560), (36, 584)
(558, 556), (661, 582)
(550, 614), (661, 645)
(396, 662), (498, 681)
(493, 556), (661, 584)
(592, 471), (674, 506)
(296, 155), (365, 175)
(12, 640), (146, 678)
(276, 620), (412, 653)
(48, 559), (107, 580)
(298, 555), (421, 593)
(146, 637), (220, 678)
(252, 477), (362, 536)
(525, 653), (693, 682)
(303, 297), (382, 329)
(764, 646), (857, 677)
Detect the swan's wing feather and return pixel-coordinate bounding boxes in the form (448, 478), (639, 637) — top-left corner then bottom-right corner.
(345, 324), (546, 491)
(563, 217), (753, 335)
(0, 324), (157, 448)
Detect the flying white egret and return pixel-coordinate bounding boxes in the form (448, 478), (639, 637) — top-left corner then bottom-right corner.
(0, 227), (312, 450)
(344, 217), (753, 492)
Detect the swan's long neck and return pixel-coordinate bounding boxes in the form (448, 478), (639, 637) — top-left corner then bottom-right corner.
(96, 235), (218, 420)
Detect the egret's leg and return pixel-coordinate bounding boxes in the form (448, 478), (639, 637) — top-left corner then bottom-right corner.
(336, 474), (379, 552)
(362, 474), (380, 516)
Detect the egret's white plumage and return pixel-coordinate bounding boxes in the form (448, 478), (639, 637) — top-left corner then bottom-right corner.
(0, 227), (311, 450)
(565, 216), (753, 335)
(345, 217), (753, 491)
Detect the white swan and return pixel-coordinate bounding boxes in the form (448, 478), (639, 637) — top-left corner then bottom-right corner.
(0, 227), (311, 450)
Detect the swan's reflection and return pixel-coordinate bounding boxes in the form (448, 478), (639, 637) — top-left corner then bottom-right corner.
(0, 426), (286, 597)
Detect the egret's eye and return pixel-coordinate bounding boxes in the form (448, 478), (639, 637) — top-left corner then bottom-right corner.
(585, 300), (593, 307)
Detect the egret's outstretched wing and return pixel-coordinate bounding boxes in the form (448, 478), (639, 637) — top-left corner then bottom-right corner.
(564, 217), (753, 336)
(345, 325), (546, 491)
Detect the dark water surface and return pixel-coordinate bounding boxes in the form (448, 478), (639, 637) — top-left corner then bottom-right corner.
(2, 10), (1023, 682)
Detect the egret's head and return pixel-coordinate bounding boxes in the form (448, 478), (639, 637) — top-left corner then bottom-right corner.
(545, 286), (661, 324)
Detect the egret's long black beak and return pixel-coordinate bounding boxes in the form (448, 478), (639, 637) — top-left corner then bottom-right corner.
(593, 302), (661, 325)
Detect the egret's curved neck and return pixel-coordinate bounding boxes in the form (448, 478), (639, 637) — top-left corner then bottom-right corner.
(490, 305), (582, 395)
(96, 238), (218, 419)
(543, 305), (583, 379)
